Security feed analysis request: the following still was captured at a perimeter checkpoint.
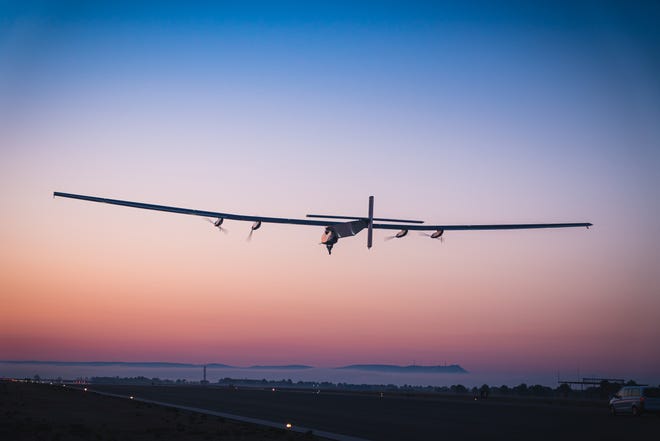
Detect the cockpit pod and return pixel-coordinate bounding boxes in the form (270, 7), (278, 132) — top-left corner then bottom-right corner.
(320, 220), (368, 254)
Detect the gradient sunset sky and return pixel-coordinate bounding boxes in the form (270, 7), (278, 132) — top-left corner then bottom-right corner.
(1, 1), (659, 383)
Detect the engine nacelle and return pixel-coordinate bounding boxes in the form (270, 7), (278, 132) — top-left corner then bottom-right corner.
(430, 229), (444, 239)
(214, 218), (224, 228)
(395, 229), (408, 238)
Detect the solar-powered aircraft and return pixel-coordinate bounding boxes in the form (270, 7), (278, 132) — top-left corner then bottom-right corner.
(53, 192), (592, 255)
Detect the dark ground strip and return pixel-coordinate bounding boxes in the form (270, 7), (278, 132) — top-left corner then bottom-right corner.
(91, 384), (659, 441)
(0, 381), (323, 441)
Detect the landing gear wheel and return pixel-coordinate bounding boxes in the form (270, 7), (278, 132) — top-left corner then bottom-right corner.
(610, 406), (616, 416)
(632, 406), (640, 417)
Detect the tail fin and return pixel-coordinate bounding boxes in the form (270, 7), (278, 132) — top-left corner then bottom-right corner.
(367, 196), (374, 249)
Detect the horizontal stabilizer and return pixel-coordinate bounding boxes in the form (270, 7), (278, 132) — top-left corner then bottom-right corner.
(307, 214), (424, 224)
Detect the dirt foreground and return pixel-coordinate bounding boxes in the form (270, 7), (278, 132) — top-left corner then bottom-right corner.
(0, 381), (321, 441)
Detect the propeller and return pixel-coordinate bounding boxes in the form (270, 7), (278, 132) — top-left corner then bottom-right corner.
(204, 218), (228, 234)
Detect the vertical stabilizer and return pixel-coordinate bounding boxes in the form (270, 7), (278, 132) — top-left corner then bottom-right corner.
(367, 196), (374, 249)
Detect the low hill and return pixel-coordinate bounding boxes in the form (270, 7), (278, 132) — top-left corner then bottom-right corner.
(337, 364), (467, 373)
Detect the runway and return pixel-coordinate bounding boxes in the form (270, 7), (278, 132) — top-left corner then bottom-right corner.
(89, 384), (658, 440)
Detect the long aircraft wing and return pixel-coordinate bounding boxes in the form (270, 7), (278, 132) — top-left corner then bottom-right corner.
(53, 192), (331, 227)
(53, 192), (592, 231)
(371, 222), (592, 231)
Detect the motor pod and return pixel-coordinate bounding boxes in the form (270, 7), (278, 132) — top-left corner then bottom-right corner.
(430, 229), (444, 239)
(395, 229), (408, 238)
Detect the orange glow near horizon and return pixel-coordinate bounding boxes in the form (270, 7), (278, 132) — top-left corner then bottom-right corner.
(2, 206), (658, 379)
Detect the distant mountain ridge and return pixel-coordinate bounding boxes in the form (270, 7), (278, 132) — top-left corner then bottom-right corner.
(0, 361), (306, 369)
(337, 364), (468, 373)
(249, 365), (313, 369)
(1, 361), (466, 373)
(0, 361), (202, 368)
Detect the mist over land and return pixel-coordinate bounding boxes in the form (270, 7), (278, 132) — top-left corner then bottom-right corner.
(3, 360), (652, 388)
(0, 360), (473, 386)
(1, 361), (463, 372)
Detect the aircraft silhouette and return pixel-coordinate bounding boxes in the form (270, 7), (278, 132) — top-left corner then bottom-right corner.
(54, 192), (591, 255)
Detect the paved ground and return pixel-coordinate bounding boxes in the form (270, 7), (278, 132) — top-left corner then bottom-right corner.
(91, 384), (659, 441)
